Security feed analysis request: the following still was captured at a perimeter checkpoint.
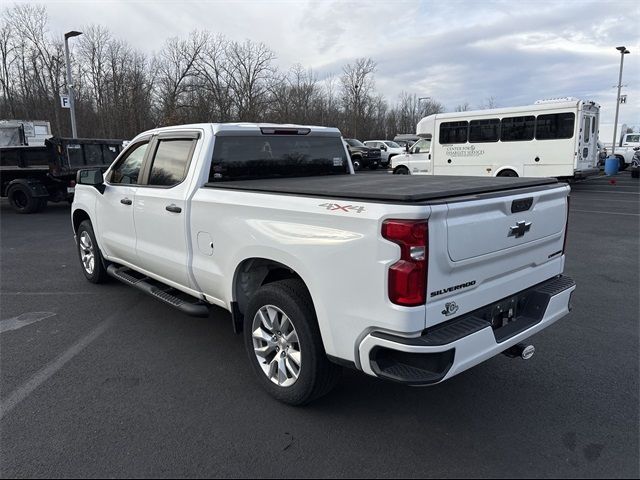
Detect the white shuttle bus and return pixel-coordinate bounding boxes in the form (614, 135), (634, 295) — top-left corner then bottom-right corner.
(391, 98), (600, 179)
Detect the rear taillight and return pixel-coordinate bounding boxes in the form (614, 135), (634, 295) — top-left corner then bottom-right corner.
(562, 196), (570, 254)
(382, 219), (428, 306)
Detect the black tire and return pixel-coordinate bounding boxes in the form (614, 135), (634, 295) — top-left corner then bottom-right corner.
(244, 279), (341, 405)
(8, 184), (40, 214)
(369, 163), (379, 170)
(351, 157), (362, 171)
(497, 169), (518, 177)
(76, 220), (109, 284)
(394, 166), (409, 175)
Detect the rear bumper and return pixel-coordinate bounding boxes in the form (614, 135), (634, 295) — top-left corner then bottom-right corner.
(357, 275), (575, 385)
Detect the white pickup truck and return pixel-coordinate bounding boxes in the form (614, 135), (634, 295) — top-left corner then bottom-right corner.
(72, 123), (575, 405)
(603, 133), (640, 170)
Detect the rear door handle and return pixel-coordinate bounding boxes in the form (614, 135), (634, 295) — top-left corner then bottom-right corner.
(165, 204), (182, 213)
(120, 198), (132, 205)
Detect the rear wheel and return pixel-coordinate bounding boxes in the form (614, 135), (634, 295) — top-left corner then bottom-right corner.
(394, 166), (409, 175)
(497, 169), (518, 177)
(244, 279), (341, 405)
(77, 220), (109, 283)
(8, 184), (40, 214)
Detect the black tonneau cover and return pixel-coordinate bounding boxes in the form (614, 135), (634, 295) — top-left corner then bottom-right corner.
(205, 175), (559, 204)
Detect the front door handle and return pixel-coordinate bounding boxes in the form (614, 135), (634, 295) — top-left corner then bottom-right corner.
(120, 198), (132, 205)
(165, 204), (182, 213)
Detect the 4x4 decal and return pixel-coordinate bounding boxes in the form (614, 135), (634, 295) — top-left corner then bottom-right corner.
(319, 203), (365, 213)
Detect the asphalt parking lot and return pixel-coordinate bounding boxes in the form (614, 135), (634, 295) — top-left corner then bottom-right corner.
(1, 172), (638, 478)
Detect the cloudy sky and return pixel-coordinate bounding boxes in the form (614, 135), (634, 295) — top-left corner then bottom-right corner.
(25, 0), (640, 132)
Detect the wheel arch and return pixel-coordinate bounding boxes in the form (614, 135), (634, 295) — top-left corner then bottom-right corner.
(231, 257), (314, 333)
(72, 208), (92, 233)
(495, 167), (519, 177)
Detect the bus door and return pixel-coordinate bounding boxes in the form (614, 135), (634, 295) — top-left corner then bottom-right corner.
(579, 113), (598, 171)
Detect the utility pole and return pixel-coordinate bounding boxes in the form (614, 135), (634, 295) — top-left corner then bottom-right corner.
(64, 30), (82, 138)
(611, 46), (630, 155)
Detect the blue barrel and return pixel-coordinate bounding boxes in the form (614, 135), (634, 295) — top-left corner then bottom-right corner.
(604, 156), (619, 176)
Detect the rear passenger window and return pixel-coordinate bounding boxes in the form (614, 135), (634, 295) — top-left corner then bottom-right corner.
(148, 139), (195, 187)
(500, 116), (535, 142)
(439, 121), (468, 144)
(110, 142), (149, 185)
(469, 119), (500, 143)
(536, 113), (575, 140)
(584, 117), (591, 142)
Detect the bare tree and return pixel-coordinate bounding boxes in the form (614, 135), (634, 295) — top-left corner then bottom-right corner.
(341, 58), (376, 138)
(224, 40), (275, 121)
(154, 30), (207, 125)
(1, 4), (456, 142)
(455, 102), (471, 112)
(478, 96), (498, 109)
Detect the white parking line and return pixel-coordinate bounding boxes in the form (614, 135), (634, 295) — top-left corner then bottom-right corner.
(571, 209), (639, 217)
(0, 319), (112, 421)
(0, 312), (57, 334)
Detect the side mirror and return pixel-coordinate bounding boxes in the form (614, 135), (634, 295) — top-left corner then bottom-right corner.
(77, 168), (105, 193)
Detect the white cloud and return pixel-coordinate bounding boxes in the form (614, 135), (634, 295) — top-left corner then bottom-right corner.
(13, 0), (640, 126)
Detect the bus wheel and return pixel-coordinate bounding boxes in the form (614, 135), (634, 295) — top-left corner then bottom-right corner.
(394, 166), (409, 175)
(497, 169), (518, 177)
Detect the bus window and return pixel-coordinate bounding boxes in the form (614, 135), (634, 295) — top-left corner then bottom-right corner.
(469, 119), (500, 143)
(410, 138), (431, 153)
(500, 116), (535, 142)
(584, 117), (591, 142)
(439, 121), (468, 144)
(536, 113), (575, 140)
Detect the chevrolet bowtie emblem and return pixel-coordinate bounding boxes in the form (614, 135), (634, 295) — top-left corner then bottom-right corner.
(509, 221), (532, 238)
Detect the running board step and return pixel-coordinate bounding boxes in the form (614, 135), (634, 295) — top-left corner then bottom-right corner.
(107, 264), (210, 318)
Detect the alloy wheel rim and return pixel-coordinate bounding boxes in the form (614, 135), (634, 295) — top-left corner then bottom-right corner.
(252, 304), (301, 387)
(79, 231), (95, 275)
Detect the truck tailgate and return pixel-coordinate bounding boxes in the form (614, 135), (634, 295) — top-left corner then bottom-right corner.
(446, 187), (567, 261)
(426, 184), (569, 328)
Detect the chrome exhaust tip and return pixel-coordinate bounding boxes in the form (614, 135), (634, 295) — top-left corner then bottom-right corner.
(503, 343), (535, 360)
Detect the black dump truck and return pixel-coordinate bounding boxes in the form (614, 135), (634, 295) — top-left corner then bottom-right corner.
(1, 137), (125, 213)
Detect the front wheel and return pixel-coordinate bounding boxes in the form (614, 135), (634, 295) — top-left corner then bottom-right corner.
(77, 220), (109, 283)
(394, 166), (409, 175)
(497, 169), (518, 177)
(244, 279), (341, 405)
(351, 157), (361, 171)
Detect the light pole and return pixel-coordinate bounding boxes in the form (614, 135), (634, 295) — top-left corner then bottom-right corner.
(611, 46), (630, 156)
(64, 30), (82, 138)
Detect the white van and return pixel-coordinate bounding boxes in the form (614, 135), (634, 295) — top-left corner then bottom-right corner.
(391, 98), (600, 178)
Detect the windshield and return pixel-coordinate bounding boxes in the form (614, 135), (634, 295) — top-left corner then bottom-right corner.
(209, 135), (349, 181)
(410, 138), (431, 154)
(384, 141), (400, 148)
(345, 138), (364, 147)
